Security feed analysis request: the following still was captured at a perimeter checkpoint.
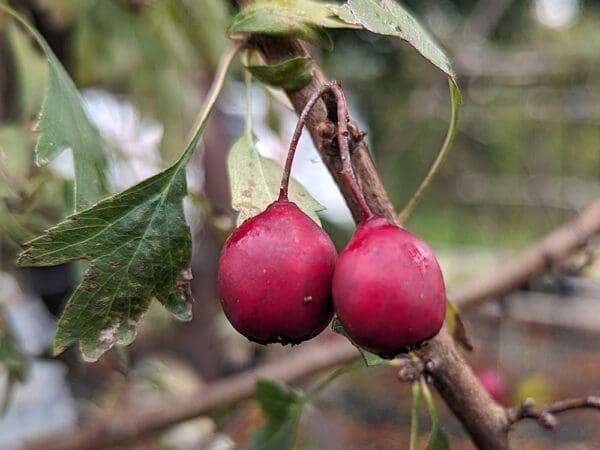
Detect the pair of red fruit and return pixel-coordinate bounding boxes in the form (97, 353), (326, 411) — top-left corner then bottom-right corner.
(218, 83), (446, 358)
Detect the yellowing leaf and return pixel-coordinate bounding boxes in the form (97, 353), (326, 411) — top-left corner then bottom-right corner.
(227, 129), (323, 226)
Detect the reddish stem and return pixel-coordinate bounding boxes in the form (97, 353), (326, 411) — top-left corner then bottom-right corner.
(278, 82), (374, 221)
(278, 84), (331, 201)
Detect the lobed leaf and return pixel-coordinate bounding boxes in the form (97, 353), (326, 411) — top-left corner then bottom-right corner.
(17, 162), (194, 361)
(1, 5), (108, 211)
(16, 45), (240, 361)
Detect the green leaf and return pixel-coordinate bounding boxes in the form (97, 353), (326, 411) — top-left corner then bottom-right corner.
(332, 0), (453, 77)
(16, 45), (240, 361)
(0, 307), (28, 414)
(227, 129), (323, 227)
(421, 378), (450, 450)
(17, 157), (194, 361)
(240, 378), (303, 450)
(1, 5), (108, 211)
(331, 318), (387, 367)
(246, 56), (313, 91)
(229, 0), (355, 50)
(444, 298), (474, 351)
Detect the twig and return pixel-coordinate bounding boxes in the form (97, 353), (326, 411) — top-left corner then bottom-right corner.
(506, 396), (600, 430)
(25, 340), (360, 450)
(451, 198), (600, 309)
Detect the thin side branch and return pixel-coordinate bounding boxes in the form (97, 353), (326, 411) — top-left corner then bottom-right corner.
(452, 199), (600, 309)
(506, 396), (600, 429)
(26, 340), (359, 450)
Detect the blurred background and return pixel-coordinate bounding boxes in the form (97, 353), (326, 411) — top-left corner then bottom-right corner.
(0, 0), (599, 449)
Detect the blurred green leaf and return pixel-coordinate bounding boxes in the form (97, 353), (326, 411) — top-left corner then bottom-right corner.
(331, 318), (387, 367)
(16, 45), (239, 361)
(0, 126), (35, 243)
(6, 21), (48, 120)
(0, 307), (28, 414)
(246, 56), (313, 91)
(229, 0), (355, 50)
(1, 4), (109, 212)
(240, 378), (302, 450)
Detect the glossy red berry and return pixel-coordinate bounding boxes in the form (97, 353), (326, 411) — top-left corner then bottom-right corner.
(218, 200), (337, 345)
(332, 217), (446, 358)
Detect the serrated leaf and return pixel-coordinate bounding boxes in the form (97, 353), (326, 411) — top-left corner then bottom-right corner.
(240, 378), (303, 450)
(444, 298), (474, 351)
(17, 161), (194, 361)
(331, 318), (387, 367)
(229, 0), (355, 50)
(246, 56), (313, 91)
(332, 0), (453, 77)
(1, 5), (108, 211)
(0, 307), (28, 414)
(227, 129), (324, 227)
(16, 45), (239, 361)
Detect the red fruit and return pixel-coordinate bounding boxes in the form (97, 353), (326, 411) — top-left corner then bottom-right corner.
(218, 200), (337, 345)
(475, 367), (508, 403)
(332, 217), (446, 358)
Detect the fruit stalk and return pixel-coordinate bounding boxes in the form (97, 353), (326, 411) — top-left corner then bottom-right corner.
(278, 82), (374, 221)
